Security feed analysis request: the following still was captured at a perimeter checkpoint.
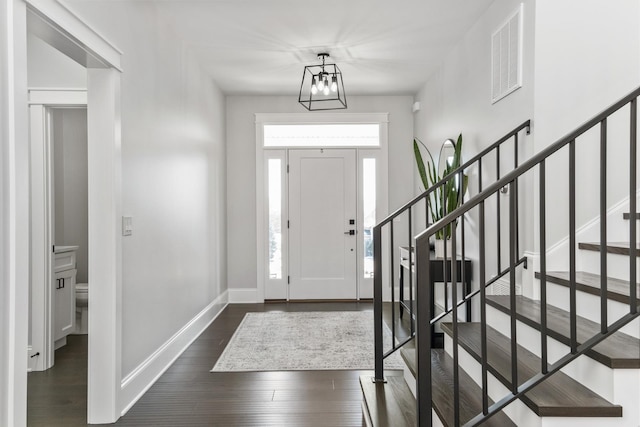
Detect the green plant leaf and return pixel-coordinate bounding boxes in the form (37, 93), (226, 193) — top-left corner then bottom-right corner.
(413, 139), (429, 190)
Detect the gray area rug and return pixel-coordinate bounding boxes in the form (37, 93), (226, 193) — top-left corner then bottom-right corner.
(211, 311), (405, 372)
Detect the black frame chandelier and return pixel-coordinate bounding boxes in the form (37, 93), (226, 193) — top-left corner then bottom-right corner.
(298, 53), (347, 111)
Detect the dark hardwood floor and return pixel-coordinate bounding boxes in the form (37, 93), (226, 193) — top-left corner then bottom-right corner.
(28, 301), (407, 426)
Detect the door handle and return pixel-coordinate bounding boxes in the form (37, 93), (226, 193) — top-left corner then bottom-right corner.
(344, 230), (356, 235)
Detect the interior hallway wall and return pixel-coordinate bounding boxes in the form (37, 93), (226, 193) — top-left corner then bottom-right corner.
(64, 0), (228, 378)
(533, 0), (640, 248)
(413, 0), (536, 291)
(226, 95), (414, 293)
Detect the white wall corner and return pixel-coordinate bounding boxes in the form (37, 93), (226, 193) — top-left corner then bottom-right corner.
(119, 290), (229, 416)
(228, 288), (261, 303)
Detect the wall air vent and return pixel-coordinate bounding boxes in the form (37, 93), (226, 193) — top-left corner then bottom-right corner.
(491, 4), (523, 104)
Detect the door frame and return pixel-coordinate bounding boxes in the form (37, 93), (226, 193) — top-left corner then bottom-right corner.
(28, 89), (87, 373)
(255, 113), (389, 302)
(4, 1), (123, 425)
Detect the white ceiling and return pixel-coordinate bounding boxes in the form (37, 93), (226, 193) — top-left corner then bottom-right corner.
(141, 0), (494, 95)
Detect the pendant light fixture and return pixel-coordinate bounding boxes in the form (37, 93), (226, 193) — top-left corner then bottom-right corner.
(298, 53), (347, 111)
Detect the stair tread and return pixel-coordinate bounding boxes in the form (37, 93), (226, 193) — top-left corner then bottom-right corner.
(360, 375), (415, 427)
(400, 347), (516, 427)
(535, 270), (640, 304)
(487, 295), (640, 368)
(441, 322), (622, 417)
(579, 241), (640, 256)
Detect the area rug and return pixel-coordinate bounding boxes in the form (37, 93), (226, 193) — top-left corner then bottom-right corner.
(211, 311), (405, 372)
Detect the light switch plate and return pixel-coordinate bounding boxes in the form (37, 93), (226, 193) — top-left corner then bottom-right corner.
(122, 216), (133, 236)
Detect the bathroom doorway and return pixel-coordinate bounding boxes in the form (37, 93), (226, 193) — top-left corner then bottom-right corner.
(27, 93), (91, 424)
(28, 93), (88, 372)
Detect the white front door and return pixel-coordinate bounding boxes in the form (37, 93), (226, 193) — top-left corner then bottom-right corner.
(288, 149), (357, 300)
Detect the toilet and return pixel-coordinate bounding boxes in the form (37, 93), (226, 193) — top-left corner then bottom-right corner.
(75, 283), (89, 334)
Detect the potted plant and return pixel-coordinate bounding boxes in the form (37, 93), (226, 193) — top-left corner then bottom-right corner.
(413, 134), (467, 258)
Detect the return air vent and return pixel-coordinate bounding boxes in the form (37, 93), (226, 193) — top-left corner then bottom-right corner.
(491, 4), (523, 103)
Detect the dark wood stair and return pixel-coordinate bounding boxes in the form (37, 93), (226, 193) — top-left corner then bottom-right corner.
(486, 295), (640, 368)
(400, 346), (516, 427)
(535, 270), (640, 305)
(360, 374), (416, 427)
(441, 322), (623, 417)
(578, 241), (640, 256)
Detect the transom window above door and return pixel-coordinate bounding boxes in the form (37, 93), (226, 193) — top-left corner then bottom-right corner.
(263, 124), (380, 147)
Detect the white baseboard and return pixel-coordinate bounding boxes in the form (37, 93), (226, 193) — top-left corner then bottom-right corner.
(119, 290), (229, 415)
(228, 288), (260, 303)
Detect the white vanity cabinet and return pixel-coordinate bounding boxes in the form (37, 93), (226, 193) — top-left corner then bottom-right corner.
(53, 246), (77, 344)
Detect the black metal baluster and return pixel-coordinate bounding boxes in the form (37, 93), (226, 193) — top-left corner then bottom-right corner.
(442, 183), (449, 313)
(479, 201), (488, 414)
(374, 224), (384, 381)
(416, 236), (433, 427)
(569, 139), (577, 353)
(509, 180), (518, 393)
(540, 160), (548, 373)
(408, 207), (414, 338)
(631, 99), (638, 314)
(479, 157), (483, 193)
(391, 220), (396, 349)
(601, 119), (609, 334)
(514, 133), (520, 256)
(451, 225), (460, 427)
(497, 147), (502, 273)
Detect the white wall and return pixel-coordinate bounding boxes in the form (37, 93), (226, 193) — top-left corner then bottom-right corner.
(1, 1), (30, 425)
(27, 32), (86, 88)
(413, 0), (536, 285)
(226, 95), (414, 292)
(0, 0), (9, 423)
(52, 108), (89, 283)
(65, 0), (227, 377)
(533, 0), (640, 247)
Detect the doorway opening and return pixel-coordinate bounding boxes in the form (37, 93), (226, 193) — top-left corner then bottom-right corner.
(29, 98), (88, 375)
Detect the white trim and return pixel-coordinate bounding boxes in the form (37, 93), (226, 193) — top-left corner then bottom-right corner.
(256, 112), (389, 125)
(29, 104), (55, 372)
(120, 291), (229, 415)
(4, 2), (31, 425)
(25, 0), (122, 71)
(228, 288), (260, 303)
(28, 88), (87, 105)
(86, 67), (122, 424)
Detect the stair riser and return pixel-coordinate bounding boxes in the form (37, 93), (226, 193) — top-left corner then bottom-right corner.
(444, 333), (637, 427)
(486, 305), (615, 401)
(576, 249), (640, 282)
(544, 281), (640, 339)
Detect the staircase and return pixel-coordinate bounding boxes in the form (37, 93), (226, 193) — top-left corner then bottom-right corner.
(362, 88), (640, 426)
